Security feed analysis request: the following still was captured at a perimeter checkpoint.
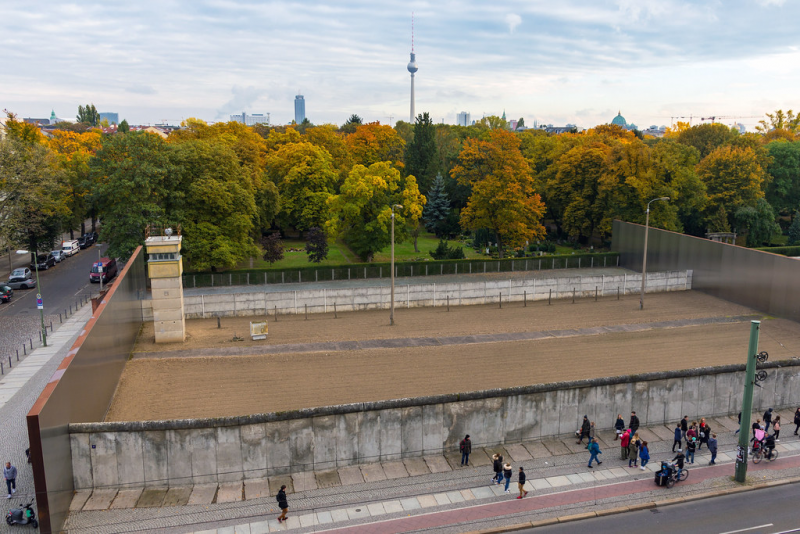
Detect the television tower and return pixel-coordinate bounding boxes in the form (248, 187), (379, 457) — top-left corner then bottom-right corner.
(407, 14), (418, 123)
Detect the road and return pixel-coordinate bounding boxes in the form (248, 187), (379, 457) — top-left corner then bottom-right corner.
(523, 482), (800, 533)
(0, 243), (108, 321)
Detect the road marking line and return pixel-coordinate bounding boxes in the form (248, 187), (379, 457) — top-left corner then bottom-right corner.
(772, 530), (800, 534)
(720, 525), (773, 534)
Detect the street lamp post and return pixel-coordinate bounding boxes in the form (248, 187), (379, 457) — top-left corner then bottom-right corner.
(96, 243), (104, 293)
(390, 204), (403, 326)
(16, 249), (47, 347)
(639, 197), (669, 311)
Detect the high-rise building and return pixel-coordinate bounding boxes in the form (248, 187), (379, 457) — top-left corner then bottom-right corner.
(456, 112), (470, 126)
(99, 112), (119, 125)
(230, 112), (270, 126)
(294, 94), (305, 124)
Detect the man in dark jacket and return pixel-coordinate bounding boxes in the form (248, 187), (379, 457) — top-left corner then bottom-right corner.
(708, 433), (718, 465)
(764, 408), (774, 433)
(794, 408), (800, 435)
(673, 423), (682, 452)
(577, 416), (591, 444)
(517, 467), (528, 499)
(681, 416), (689, 441)
(672, 449), (685, 478)
(460, 435), (472, 466)
(276, 485), (289, 523)
(629, 411), (640, 435)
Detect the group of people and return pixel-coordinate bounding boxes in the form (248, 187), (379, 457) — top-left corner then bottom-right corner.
(491, 453), (529, 498)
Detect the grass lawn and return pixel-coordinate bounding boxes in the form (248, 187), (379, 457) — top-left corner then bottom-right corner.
(244, 240), (353, 270)
(372, 234), (482, 262)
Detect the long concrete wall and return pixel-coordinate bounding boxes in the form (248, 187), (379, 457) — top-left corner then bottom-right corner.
(69, 358), (797, 490)
(143, 271), (692, 320)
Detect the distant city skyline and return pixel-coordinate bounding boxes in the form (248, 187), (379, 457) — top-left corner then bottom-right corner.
(2, 1), (798, 130)
(294, 94), (306, 124)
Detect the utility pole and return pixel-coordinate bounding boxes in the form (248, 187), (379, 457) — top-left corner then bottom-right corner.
(734, 320), (761, 483)
(390, 204), (403, 326)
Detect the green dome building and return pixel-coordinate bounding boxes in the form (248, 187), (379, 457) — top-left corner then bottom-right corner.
(611, 111), (627, 127)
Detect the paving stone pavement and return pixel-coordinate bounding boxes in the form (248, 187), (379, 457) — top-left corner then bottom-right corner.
(63, 412), (800, 534)
(0, 302), (92, 533)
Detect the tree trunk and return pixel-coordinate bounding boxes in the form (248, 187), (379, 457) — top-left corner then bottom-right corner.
(70, 228), (74, 239)
(81, 221), (86, 236)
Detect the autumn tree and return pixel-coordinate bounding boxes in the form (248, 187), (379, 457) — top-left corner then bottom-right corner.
(697, 145), (765, 226)
(305, 226), (328, 263)
(756, 109), (800, 134)
(676, 123), (739, 159)
(326, 162), (425, 261)
(76, 104), (100, 126)
(304, 124), (351, 180)
(707, 204), (731, 233)
(451, 129), (545, 257)
(405, 112), (438, 192)
(346, 122), (405, 169)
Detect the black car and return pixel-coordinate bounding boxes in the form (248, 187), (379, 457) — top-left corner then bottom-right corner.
(78, 236), (89, 249)
(0, 285), (12, 303)
(30, 254), (56, 270)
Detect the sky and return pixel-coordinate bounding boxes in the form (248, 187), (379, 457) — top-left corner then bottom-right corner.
(1, 0), (799, 130)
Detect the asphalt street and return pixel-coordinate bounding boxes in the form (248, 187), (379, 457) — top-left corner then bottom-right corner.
(523, 482), (800, 533)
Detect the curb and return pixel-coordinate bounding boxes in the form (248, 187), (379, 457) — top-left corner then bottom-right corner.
(465, 475), (800, 533)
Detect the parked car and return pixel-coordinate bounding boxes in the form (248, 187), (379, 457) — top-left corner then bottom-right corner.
(7, 268), (36, 290)
(0, 285), (12, 303)
(49, 250), (65, 263)
(78, 236), (89, 249)
(61, 240), (80, 256)
(30, 254), (56, 271)
(90, 257), (118, 284)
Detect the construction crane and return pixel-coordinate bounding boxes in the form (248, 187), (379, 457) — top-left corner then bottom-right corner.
(700, 115), (760, 124)
(670, 115), (694, 126)
(386, 115), (394, 126)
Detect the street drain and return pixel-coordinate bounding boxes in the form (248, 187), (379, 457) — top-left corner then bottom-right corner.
(355, 508), (362, 512)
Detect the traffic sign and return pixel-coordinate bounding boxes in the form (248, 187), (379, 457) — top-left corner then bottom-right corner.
(36, 294), (43, 310)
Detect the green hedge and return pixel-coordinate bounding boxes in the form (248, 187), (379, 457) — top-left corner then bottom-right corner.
(183, 252), (620, 288)
(755, 245), (800, 257)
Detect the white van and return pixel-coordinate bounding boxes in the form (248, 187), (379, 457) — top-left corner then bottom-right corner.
(61, 240), (80, 257)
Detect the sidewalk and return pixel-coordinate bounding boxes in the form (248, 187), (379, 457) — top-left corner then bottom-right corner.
(63, 410), (800, 534)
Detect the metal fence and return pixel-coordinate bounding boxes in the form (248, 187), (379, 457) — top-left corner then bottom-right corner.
(183, 253), (620, 289)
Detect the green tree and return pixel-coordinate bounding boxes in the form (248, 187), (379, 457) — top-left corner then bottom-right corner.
(707, 204), (731, 233)
(697, 145), (765, 225)
(340, 114), (363, 134)
(429, 238), (465, 260)
(756, 109), (800, 134)
(405, 112), (438, 193)
(734, 198), (780, 247)
(326, 162), (425, 261)
(788, 212), (800, 245)
(90, 131), (175, 260)
(677, 123), (739, 159)
(118, 119), (129, 133)
(305, 226), (329, 263)
(764, 140), (800, 214)
(516, 117), (525, 130)
(422, 174), (450, 236)
(452, 129), (546, 257)
(76, 104), (100, 126)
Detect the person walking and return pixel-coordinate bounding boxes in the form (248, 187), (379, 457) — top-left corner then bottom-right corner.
(773, 415), (781, 441)
(460, 435), (472, 466)
(735, 412), (742, 435)
(672, 423), (682, 452)
(629, 411), (640, 436)
(764, 408), (774, 433)
(3, 463), (16, 499)
(752, 419), (762, 439)
(708, 433), (718, 465)
(517, 467), (528, 499)
(681, 415), (689, 441)
(276, 484), (289, 523)
(639, 441), (650, 471)
(614, 414), (625, 441)
(698, 418), (710, 451)
(620, 429), (630, 460)
(491, 453), (503, 484)
(502, 463), (512, 493)
(686, 422), (697, 444)
(588, 421), (596, 444)
(686, 437), (697, 464)
(587, 438), (602, 468)
(628, 432), (640, 468)
(793, 408), (800, 435)
(577, 416), (591, 444)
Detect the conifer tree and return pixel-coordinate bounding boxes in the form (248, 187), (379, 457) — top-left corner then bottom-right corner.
(423, 173), (450, 236)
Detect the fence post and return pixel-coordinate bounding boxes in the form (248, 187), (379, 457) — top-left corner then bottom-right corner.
(23, 344), (26, 356)
(16, 349), (19, 361)
(299, 271), (301, 283)
(447, 295), (450, 312)
(549, 288), (551, 305)
(30, 338), (33, 349)
(572, 288), (575, 304)
(294, 291), (297, 314)
(434, 283), (436, 307)
(380, 267), (382, 278)
(579, 258), (581, 269)
(316, 270), (318, 282)
(334, 302), (337, 319)
(305, 304), (308, 320)
(591, 256), (594, 268)
(618, 287), (620, 300)
(247, 273), (250, 285)
(604, 256), (607, 267)
(217, 316), (221, 329)
(407, 285), (410, 308)
(59, 313), (62, 323)
(484, 262), (486, 273)
(441, 264), (443, 275)
(595, 286), (598, 301)
(617, 256), (620, 266)
(275, 305), (278, 321)
(324, 289), (327, 314)
(265, 273), (267, 285)
(499, 292), (502, 309)
(230, 273), (232, 286)
(524, 290), (527, 307)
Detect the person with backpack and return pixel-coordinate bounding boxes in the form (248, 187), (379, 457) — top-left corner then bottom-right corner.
(517, 467), (528, 499)
(460, 435), (472, 466)
(491, 453), (503, 484)
(276, 484), (289, 523)
(628, 432), (640, 468)
(638, 441), (650, 470)
(614, 414), (625, 441)
(773, 415), (781, 441)
(672, 423), (682, 452)
(708, 433), (718, 465)
(576, 416), (591, 445)
(587, 439), (602, 468)
(620, 429), (630, 460)
(793, 408), (800, 435)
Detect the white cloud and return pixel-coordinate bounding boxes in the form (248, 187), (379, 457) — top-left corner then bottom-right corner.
(505, 13), (522, 33)
(755, 0), (786, 5)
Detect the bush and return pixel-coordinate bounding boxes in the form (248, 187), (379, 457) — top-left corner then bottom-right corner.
(430, 238), (466, 260)
(755, 245), (800, 257)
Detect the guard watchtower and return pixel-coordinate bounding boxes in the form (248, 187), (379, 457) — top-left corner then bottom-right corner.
(145, 226), (185, 343)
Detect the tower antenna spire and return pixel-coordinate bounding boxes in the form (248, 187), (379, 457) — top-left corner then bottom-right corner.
(412, 12), (414, 53)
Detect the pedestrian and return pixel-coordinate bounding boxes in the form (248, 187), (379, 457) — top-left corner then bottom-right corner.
(672, 449), (686, 479)
(672, 423), (682, 452)
(686, 422), (697, 444)
(686, 437), (696, 464)
(620, 429), (630, 460)
(628, 432), (640, 467)
(794, 408), (800, 435)
(502, 463), (512, 493)
(698, 418), (710, 451)
(614, 414), (625, 441)
(629, 411), (640, 436)
(588, 421), (596, 444)
(773, 415), (781, 441)
(460, 435), (472, 466)
(708, 433), (718, 465)
(3, 462), (16, 499)
(681, 415), (689, 441)
(587, 438), (602, 468)
(764, 408), (774, 433)
(276, 484), (289, 523)
(735, 412), (742, 435)
(517, 467), (528, 499)
(491, 453), (503, 484)
(639, 441), (650, 471)
(576, 416), (591, 444)
(752, 419), (762, 438)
